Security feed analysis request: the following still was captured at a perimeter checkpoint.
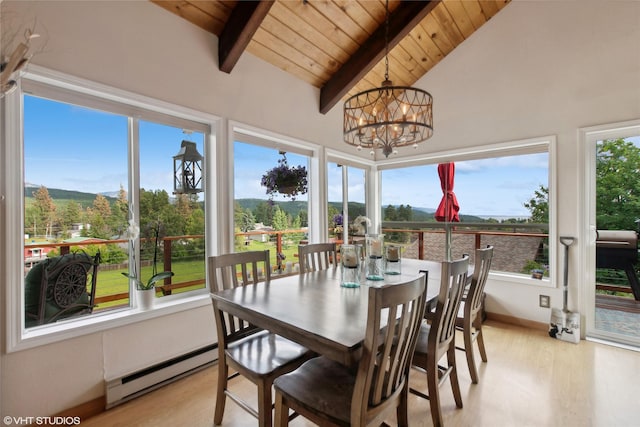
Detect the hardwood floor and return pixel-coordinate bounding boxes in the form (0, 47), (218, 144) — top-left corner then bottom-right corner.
(81, 321), (640, 426)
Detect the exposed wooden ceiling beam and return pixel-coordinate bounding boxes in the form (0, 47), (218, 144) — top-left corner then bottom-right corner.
(219, 1), (274, 73)
(319, 0), (440, 114)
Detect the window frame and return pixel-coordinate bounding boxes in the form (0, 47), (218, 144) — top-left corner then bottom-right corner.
(326, 149), (377, 231)
(3, 66), (220, 352)
(375, 136), (558, 288)
(226, 122), (323, 250)
(579, 119), (640, 343)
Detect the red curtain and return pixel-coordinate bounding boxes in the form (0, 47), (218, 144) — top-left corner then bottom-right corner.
(434, 162), (460, 222)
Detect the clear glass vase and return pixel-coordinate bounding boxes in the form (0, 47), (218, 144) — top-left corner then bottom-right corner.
(341, 244), (362, 288)
(365, 234), (385, 281)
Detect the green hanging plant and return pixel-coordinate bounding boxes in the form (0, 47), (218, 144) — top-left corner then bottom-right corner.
(260, 152), (308, 200)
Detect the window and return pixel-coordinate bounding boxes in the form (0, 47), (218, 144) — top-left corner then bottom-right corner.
(233, 140), (310, 273)
(5, 70), (215, 348)
(327, 163), (368, 237)
(139, 121), (206, 298)
(24, 95), (130, 324)
(379, 139), (554, 283)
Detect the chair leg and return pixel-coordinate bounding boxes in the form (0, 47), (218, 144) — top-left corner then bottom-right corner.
(463, 317), (479, 384)
(214, 359), (228, 425)
(426, 354), (443, 427)
(397, 384), (409, 427)
(447, 345), (463, 409)
(257, 378), (273, 427)
(475, 317), (488, 363)
(274, 391), (289, 427)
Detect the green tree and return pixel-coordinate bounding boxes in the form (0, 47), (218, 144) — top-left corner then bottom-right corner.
(239, 208), (256, 233)
(290, 214), (305, 242)
(524, 185), (549, 223)
(175, 193), (194, 222)
(384, 204), (412, 243)
(59, 200), (83, 238)
(596, 138), (640, 230)
(297, 209), (308, 228)
(233, 202), (245, 231)
(384, 205), (397, 221)
(86, 194), (113, 239)
(186, 206), (205, 235)
(272, 206), (289, 231)
(397, 204), (413, 221)
(253, 201), (274, 227)
(112, 185), (129, 234)
(31, 186), (57, 238)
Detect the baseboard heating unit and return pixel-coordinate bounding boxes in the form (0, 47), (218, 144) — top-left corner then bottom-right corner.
(105, 344), (217, 409)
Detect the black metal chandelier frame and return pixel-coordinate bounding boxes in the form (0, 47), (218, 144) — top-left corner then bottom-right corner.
(343, 0), (433, 158)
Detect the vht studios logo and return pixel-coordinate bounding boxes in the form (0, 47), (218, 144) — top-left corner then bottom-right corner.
(3, 416), (81, 425)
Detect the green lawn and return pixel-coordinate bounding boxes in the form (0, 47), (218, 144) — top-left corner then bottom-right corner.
(94, 239), (306, 310)
(94, 259), (206, 309)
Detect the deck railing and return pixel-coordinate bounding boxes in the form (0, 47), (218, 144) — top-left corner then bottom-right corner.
(23, 222), (564, 313)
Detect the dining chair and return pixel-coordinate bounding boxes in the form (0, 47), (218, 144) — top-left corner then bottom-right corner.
(410, 255), (470, 427)
(208, 250), (313, 427)
(297, 242), (338, 273)
(272, 274), (428, 427)
(456, 245), (494, 384)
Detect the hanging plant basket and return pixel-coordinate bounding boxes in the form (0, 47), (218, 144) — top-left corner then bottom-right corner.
(261, 152), (308, 200)
(279, 185), (298, 195)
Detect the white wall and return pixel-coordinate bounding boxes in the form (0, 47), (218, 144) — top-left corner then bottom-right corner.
(1, 0), (639, 418)
(413, 0), (640, 324)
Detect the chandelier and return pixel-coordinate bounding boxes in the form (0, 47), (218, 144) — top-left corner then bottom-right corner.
(343, 1), (433, 158)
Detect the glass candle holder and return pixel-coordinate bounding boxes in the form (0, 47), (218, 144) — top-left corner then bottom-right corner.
(385, 244), (401, 275)
(340, 244), (362, 288)
(365, 234), (385, 281)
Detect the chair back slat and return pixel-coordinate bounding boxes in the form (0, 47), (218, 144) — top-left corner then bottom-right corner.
(208, 250), (271, 343)
(298, 243), (338, 273)
(468, 245), (494, 315)
(352, 274), (427, 423)
(433, 256), (470, 349)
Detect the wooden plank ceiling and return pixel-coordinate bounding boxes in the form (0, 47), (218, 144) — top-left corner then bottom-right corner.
(151, 0), (510, 113)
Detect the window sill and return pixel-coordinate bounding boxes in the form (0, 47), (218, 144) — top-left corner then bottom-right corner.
(489, 271), (554, 288)
(12, 291), (211, 353)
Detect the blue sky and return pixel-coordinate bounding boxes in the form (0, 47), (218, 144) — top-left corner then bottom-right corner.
(235, 141), (548, 217)
(24, 95), (204, 199)
(24, 95), (639, 218)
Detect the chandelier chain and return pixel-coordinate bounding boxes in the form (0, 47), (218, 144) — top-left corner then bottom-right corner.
(384, 0), (389, 81)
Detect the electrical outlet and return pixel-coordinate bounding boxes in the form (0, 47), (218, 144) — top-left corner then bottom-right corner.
(539, 295), (550, 308)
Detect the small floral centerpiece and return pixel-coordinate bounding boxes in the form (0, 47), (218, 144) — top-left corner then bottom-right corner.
(122, 219), (174, 291)
(351, 215), (371, 236)
(332, 213), (344, 236)
(260, 152), (308, 200)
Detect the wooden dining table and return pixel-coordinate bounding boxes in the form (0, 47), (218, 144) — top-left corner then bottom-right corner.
(210, 258), (443, 366)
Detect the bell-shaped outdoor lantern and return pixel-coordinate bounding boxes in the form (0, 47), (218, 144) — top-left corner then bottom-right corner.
(173, 140), (204, 194)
